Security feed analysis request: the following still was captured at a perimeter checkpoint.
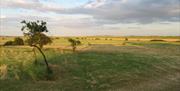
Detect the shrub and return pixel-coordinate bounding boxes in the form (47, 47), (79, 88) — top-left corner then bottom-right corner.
(25, 33), (52, 48)
(13, 37), (24, 45)
(55, 37), (59, 39)
(3, 41), (14, 46)
(3, 37), (24, 46)
(125, 38), (128, 41)
(122, 42), (126, 45)
(150, 39), (165, 42)
(95, 38), (100, 40)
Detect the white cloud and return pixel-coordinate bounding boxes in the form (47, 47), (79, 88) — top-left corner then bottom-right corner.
(0, 0), (64, 12)
(1, 0), (179, 24)
(84, 0), (106, 8)
(0, 0), (179, 36)
(68, 0), (180, 24)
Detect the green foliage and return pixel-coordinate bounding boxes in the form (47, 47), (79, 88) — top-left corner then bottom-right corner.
(3, 41), (14, 46)
(3, 37), (24, 46)
(13, 37), (24, 45)
(26, 33), (52, 48)
(68, 38), (81, 52)
(21, 20), (48, 34)
(21, 20), (52, 48)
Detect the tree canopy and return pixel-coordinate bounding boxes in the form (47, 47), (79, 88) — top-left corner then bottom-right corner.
(21, 20), (52, 48)
(68, 38), (81, 52)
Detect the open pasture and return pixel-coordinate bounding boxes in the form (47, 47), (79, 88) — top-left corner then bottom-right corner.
(0, 36), (180, 91)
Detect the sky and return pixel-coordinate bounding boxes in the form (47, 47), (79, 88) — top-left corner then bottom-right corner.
(0, 0), (180, 36)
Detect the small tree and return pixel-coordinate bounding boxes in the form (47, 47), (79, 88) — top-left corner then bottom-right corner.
(122, 37), (128, 45)
(21, 20), (52, 73)
(68, 38), (81, 52)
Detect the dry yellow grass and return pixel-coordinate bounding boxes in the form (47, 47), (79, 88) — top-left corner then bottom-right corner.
(0, 64), (8, 80)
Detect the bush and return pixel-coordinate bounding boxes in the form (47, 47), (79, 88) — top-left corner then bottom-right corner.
(150, 39), (165, 42)
(13, 37), (24, 45)
(3, 41), (14, 46)
(25, 33), (52, 48)
(3, 37), (24, 46)
(122, 42), (126, 45)
(95, 38), (100, 40)
(125, 38), (128, 41)
(55, 37), (59, 39)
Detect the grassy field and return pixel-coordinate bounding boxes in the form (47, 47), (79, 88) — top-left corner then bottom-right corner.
(0, 36), (180, 91)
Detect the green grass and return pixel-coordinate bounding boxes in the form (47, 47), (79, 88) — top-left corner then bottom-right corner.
(0, 38), (180, 91)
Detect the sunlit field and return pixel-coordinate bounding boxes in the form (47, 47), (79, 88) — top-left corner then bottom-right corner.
(0, 36), (180, 91)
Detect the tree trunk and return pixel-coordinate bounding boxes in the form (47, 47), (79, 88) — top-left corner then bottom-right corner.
(73, 46), (76, 52)
(31, 45), (51, 73)
(32, 47), (37, 64)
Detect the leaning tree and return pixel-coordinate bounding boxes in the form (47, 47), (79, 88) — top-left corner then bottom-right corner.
(21, 20), (52, 73)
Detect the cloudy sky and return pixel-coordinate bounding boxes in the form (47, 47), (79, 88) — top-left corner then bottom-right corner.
(0, 0), (180, 36)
